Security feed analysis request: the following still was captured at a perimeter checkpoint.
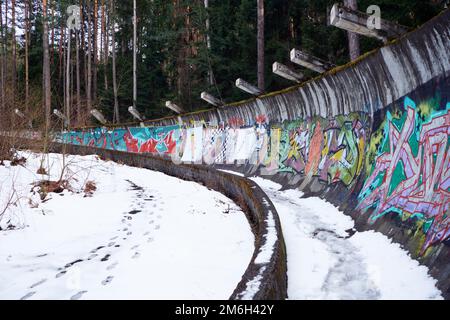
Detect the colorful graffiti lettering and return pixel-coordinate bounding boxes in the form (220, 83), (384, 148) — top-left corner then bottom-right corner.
(273, 114), (368, 187)
(61, 113), (368, 189)
(358, 97), (450, 252)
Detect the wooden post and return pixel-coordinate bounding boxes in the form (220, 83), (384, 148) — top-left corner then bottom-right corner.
(165, 101), (184, 114)
(201, 92), (223, 107)
(330, 3), (408, 43)
(235, 78), (263, 96)
(272, 62), (304, 82)
(290, 49), (335, 73)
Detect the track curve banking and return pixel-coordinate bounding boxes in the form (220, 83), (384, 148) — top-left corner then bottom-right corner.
(60, 9), (450, 298)
(50, 143), (288, 300)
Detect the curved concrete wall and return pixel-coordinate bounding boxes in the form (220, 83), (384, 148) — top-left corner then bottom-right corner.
(61, 9), (450, 298)
(49, 143), (288, 300)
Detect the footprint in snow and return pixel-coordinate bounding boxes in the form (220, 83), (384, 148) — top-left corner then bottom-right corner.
(71, 290), (88, 300)
(100, 254), (111, 262)
(88, 253), (98, 260)
(131, 245), (140, 250)
(30, 279), (47, 289)
(106, 262), (118, 271)
(132, 252), (140, 259)
(101, 276), (114, 285)
(55, 270), (67, 278)
(108, 242), (115, 247)
(90, 246), (105, 254)
(20, 292), (36, 300)
(147, 237), (154, 243)
(154, 225), (160, 230)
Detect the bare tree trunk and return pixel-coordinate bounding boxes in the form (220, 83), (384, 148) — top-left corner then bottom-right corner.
(63, 31), (66, 119)
(111, 0), (119, 123)
(80, 0), (87, 114)
(204, 0), (213, 86)
(58, 24), (64, 91)
(3, 0), (7, 116)
(25, 0), (30, 112)
(66, 29), (71, 128)
(87, 0), (92, 112)
(93, 0), (98, 103)
(257, 0), (264, 91)
(132, 0), (137, 108)
(43, 0), (51, 132)
(50, 1), (55, 68)
(345, 0), (360, 61)
(102, 0), (108, 91)
(76, 29), (81, 125)
(11, 0), (16, 108)
(0, 0), (4, 116)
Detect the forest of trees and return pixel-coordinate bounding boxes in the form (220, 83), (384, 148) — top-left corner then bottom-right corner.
(0, 0), (447, 130)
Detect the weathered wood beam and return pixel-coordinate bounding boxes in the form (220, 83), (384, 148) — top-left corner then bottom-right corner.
(14, 108), (25, 118)
(201, 91), (223, 107)
(128, 106), (143, 121)
(290, 49), (335, 73)
(165, 101), (184, 114)
(272, 62), (304, 82)
(90, 108), (107, 124)
(235, 78), (263, 96)
(53, 109), (67, 121)
(330, 3), (408, 42)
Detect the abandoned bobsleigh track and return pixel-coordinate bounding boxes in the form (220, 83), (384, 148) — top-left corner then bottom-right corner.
(42, 9), (450, 298)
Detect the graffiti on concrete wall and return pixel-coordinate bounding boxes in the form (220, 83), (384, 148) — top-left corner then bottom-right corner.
(63, 126), (181, 155)
(358, 97), (450, 252)
(273, 114), (369, 187)
(62, 112), (369, 191)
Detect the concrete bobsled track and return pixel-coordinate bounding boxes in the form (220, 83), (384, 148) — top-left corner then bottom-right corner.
(60, 9), (450, 298)
(48, 143), (288, 300)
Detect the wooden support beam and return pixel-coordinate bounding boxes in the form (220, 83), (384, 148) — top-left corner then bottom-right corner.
(329, 3), (407, 42)
(201, 92), (223, 107)
(290, 49), (335, 73)
(53, 109), (68, 128)
(235, 78), (263, 96)
(165, 101), (184, 114)
(128, 106), (143, 121)
(90, 108), (107, 124)
(272, 62), (304, 82)
(53, 109), (67, 121)
(14, 108), (25, 118)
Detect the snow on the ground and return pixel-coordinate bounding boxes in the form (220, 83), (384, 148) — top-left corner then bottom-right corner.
(0, 152), (254, 300)
(248, 176), (443, 300)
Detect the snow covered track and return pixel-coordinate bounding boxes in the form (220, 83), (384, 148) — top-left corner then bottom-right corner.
(0, 152), (259, 299)
(46, 143), (288, 300)
(250, 177), (443, 300)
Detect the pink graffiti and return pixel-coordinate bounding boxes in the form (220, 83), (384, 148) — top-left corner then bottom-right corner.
(358, 102), (450, 251)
